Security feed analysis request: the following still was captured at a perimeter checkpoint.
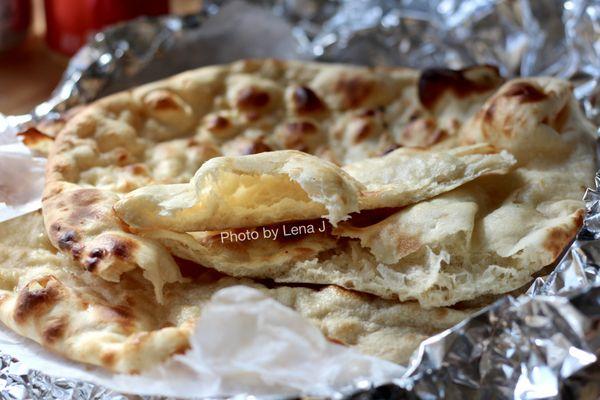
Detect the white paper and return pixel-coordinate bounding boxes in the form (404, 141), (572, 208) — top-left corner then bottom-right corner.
(0, 286), (404, 398)
(0, 117), (46, 223)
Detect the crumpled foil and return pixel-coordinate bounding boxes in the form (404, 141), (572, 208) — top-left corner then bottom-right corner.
(0, 0), (599, 399)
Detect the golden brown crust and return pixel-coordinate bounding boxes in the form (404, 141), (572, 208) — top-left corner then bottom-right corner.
(542, 208), (584, 259)
(14, 276), (64, 324)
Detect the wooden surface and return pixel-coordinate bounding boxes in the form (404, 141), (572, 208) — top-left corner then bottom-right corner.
(0, 0), (66, 115)
(0, 0), (202, 115)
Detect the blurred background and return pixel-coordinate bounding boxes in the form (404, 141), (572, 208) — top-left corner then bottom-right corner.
(2, 0), (598, 125)
(0, 0), (202, 115)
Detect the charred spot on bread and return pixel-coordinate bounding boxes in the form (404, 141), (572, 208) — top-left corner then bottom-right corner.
(111, 238), (137, 260)
(14, 277), (63, 324)
(334, 75), (376, 109)
(280, 121), (319, 150)
(144, 90), (184, 111)
(418, 65), (502, 109)
(236, 87), (271, 110)
(85, 248), (107, 272)
(241, 139), (272, 155)
(42, 317), (68, 344)
(503, 82), (547, 103)
(292, 86), (325, 114)
(206, 115), (231, 131)
(57, 230), (79, 250)
(543, 209), (584, 259)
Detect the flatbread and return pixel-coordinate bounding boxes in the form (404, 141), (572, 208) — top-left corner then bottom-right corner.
(114, 144), (515, 231)
(42, 60), (504, 298)
(114, 150), (364, 231)
(0, 212), (470, 373)
(116, 77), (595, 307)
(7, 61), (595, 374)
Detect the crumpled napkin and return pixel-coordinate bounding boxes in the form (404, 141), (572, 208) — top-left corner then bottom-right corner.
(0, 117), (46, 222)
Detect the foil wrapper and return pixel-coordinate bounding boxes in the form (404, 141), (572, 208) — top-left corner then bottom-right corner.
(0, 0), (599, 398)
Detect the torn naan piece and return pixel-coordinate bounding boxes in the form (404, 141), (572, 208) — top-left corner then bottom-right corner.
(0, 212), (471, 373)
(346, 143), (516, 209)
(114, 150), (364, 231)
(114, 144), (515, 232)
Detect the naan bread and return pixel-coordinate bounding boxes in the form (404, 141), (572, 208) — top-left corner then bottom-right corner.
(42, 60), (504, 297)
(0, 212), (470, 373)
(114, 144), (515, 231)
(8, 61), (594, 374)
(115, 77), (594, 308)
(114, 150), (364, 231)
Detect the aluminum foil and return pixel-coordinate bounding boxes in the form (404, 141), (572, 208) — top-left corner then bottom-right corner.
(1, 0), (600, 399)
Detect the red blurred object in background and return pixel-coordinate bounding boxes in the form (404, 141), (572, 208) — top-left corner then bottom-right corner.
(44, 0), (169, 55)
